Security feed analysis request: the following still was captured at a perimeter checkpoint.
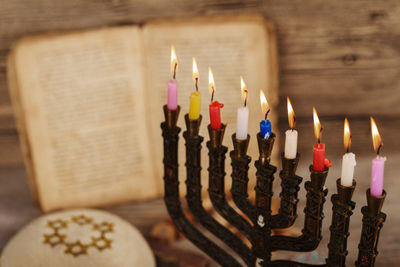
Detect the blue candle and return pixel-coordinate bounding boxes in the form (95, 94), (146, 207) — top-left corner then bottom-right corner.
(259, 90), (271, 139)
(260, 120), (271, 139)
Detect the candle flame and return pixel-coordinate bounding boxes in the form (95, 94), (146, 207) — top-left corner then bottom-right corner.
(287, 97), (296, 129)
(170, 46), (178, 76)
(240, 76), (248, 106)
(344, 117), (351, 152)
(192, 57), (199, 84)
(370, 117), (383, 154)
(313, 107), (322, 142)
(208, 67), (215, 95)
(259, 90), (269, 116)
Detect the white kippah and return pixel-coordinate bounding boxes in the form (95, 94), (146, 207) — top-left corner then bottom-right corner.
(1, 209), (155, 267)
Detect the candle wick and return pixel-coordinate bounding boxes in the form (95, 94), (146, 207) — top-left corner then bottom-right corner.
(377, 144), (382, 155)
(244, 90), (248, 107)
(173, 63), (177, 80)
(347, 134), (352, 153)
(293, 115), (296, 129)
(318, 126), (323, 143)
(211, 89), (214, 102)
(264, 109), (270, 120)
(195, 78), (199, 92)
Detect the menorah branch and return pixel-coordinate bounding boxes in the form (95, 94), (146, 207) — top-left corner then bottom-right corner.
(183, 115), (252, 265)
(271, 153), (302, 229)
(207, 125), (254, 243)
(326, 178), (356, 266)
(271, 166), (328, 252)
(355, 190), (386, 267)
(231, 134), (257, 223)
(253, 133), (277, 264)
(161, 106), (241, 266)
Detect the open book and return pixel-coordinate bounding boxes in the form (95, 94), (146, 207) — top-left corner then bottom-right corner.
(7, 15), (279, 212)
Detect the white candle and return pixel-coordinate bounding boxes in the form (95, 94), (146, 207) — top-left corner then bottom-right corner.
(236, 107), (249, 140)
(285, 97), (297, 159)
(341, 118), (356, 187)
(341, 152), (356, 187)
(284, 129), (298, 159)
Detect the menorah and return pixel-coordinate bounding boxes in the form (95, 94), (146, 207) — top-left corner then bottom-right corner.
(161, 105), (386, 267)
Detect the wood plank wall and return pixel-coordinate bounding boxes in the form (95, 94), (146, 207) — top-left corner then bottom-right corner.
(1, 0), (399, 166)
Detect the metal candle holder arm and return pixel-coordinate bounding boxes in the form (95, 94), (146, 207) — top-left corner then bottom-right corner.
(161, 105), (386, 267)
(161, 108), (237, 266)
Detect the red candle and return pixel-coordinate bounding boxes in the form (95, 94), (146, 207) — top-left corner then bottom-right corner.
(208, 68), (224, 130)
(209, 101), (224, 130)
(312, 107), (331, 172)
(313, 143), (325, 172)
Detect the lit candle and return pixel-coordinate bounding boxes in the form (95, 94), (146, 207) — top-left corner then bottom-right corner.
(259, 90), (271, 139)
(167, 46), (178, 110)
(208, 67), (224, 129)
(370, 117), (385, 197)
(341, 118), (356, 187)
(312, 107), (331, 172)
(284, 97), (298, 159)
(188, 57), (201, 120)
(236, 77), (249, 140)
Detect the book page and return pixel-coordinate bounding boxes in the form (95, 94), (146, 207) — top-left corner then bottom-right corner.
(7, 51), (40, 202)
(11, 27), (157, 211)
(142, 15), (279, 196)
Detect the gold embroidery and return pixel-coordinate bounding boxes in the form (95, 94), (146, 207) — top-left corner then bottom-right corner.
(90, 236), (112, 251)
(93, 221), (114, 233)
(43, 214), (114, 257)
(64, 241), (88, 257)
(43, 232), (66, 247)
(47, 219), (68, 229)
(71, 215), (93, 225)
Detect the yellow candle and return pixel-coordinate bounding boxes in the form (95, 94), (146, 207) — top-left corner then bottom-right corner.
(189, 57), (201, 120)
(189, 92), (201, 120)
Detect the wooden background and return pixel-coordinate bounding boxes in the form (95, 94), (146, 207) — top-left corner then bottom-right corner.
(1, 0), (400, 165)
(1, 0), (400, 265)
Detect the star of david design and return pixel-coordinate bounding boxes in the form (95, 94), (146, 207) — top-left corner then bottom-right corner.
(90, 236), (113, 251)
(93, 221), (114, 233)
(64, 241), (88, 257)
(71, 215), (93, 225)
(47, 219), (68, 229)
(43, 232), (66, 247)
(43, 214), (115, 257)
(257, 215), (265, 227)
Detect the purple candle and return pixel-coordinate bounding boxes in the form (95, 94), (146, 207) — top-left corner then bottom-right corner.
(370, 117), (385, 197)
(167, 46), (178, 110)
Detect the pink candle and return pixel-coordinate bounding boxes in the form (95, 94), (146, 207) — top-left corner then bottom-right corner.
(167, 80), (178, 110)
(371, 156), (385, 197)
(167, 45), (178, 110)
(370, 117), (385, 197)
